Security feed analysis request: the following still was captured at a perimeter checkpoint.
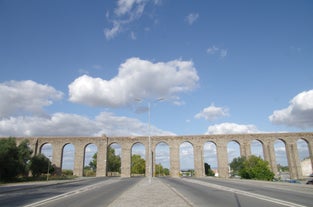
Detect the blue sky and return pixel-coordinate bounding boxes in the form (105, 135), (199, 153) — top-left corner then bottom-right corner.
(1, 0), (312, 171)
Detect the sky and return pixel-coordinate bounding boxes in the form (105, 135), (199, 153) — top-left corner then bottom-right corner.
(1, 0), (313, 171)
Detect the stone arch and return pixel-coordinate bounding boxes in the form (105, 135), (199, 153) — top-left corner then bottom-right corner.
(155, 141), (170, 176)
(83, 143), (98, 177)
(274, 139), (289, 179)
(203, 141), (218, 176)
(180, 141), (194, 176)
(227, 140), (241, 163)
(131, 142), (146, 157)
(250, 139), (264, 159)
(296, 138), (312, 176)
(131, 142), (146, 176)
(107, 142), (121, 176)
(61, 143), (75, 173)
(40, 142), (53, 159)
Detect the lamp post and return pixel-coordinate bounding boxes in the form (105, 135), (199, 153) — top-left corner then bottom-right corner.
(47, 155), (51, 181)
(135, 98), (164, 184)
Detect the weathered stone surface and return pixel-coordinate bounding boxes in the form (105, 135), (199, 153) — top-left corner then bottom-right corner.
(12, 132), (313, 179)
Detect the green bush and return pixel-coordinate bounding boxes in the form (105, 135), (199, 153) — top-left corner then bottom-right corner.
(230, 155), (274, 181)
(62, 169), (73, 176)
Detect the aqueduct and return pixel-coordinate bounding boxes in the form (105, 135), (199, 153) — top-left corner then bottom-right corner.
(15, 132), (313, 179)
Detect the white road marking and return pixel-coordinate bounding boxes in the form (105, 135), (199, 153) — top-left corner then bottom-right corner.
(23, 179), (120, 207)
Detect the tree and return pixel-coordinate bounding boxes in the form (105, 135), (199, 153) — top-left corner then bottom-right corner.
(155, 164), (170, 176)
(131, 154), (145, 175)
(240, 156), (274, 180)
(89, 148), (121, 174)
(163, 168), (170, 176)
(107, 147), (121, 173)
(230, 155), (274, 181)
(204, 163), (215, 176)
(0, 138), (20, 180)
(277, 164), (289, 172)
(30, 154), (51, 177)
(17, 139), (33, 176)
(229, 156), (246, 176)
(89, 153), (97, 171)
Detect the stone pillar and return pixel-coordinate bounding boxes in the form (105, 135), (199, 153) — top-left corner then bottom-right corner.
(151, 143), (155, 177)
(263, 140), (278, 176)
(194, 143), (204, 177)
(308, 140), (313, 174)
(120, 143), (131, 177)
(286, 140), (302, 179)
(52, 141), (63, 175)
(73, 143), (84, 177)
(145, 141), (151, 177)
(153, 143), (157, 176)
(29, 138), (39, 156)
(216, 141), (229, 178)
(169, 141), (180, 177)
(96, 137), (107, 177)
(240, 140), (251, 158)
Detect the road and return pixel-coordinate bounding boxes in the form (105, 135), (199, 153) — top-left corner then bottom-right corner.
(0, 177), (142, 207)
(0, 177), (312, 207)
(161, 177), (313, 207)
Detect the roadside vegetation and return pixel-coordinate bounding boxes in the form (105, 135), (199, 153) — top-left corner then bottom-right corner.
(229, 155), (275, 181)
(3, 137), (276, 183)
(0, 137), (75, 183)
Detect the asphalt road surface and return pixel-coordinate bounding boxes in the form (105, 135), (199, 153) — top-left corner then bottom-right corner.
(161, 177), (313, 207)
(0, 177), (142, 207)
(1, 176), (312, 207)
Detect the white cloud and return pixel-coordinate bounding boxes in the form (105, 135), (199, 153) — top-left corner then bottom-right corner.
(269, 89), (313, 129)
(95, 111), (175, 136)
(115, 0), (146, 16)
(104, 21), (121, 40)
(0, 113), (98, 137)
(207, 46), (219, 54)
(68, 57), (199, 107)
(104, 0), (159, 40)
(220, 49), (228, 58)
(206, 122), (259, 134)
(0, 112), (174, 137)
(207, 46), (228, 58)
(180, 142), (194, 170)
(195, 104), (229, 121)
(0, 80), (63, 117)
(130, 31), (136, 40)
(185, 13), (199, 25)
(156, 145), (169, 162)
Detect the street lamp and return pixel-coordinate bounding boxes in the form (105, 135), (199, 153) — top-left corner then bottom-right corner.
(47, 155), (52, 181)
(135, 97), (164, 183)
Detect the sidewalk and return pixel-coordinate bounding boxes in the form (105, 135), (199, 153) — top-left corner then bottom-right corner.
(108, 177), (192, 207)
(0, 177), (85, 194)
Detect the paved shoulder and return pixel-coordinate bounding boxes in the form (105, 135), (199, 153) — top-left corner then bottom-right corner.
(108, 177), (191, 207)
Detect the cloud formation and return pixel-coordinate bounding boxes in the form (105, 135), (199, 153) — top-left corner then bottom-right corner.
(0, 80), (63, 117)
(0, 112), (174, 137)
(269, 89), (313, 128)
(185, 13), (199, 25)
(206, 122), (259, 134)
(207, 46), (228, 58)
(68, 57), (199, 107)
(104, 0), (160, 39)
(194, 104), (229, 121)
